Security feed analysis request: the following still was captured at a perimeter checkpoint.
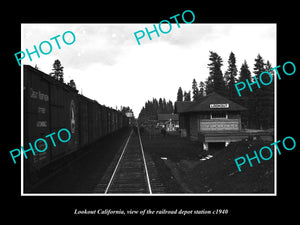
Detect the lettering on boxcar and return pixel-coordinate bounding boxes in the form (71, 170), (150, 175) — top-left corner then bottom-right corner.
(30, 88), (38, 99)
(36, 121), (47, 127)
(37, 107), (46, 114)
(30, 88), (49, 102)
(38, 91), (49, 101)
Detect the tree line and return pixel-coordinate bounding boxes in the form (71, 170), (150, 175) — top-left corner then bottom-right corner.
(176, 51), (274, 129)
(139, 98), (174, 122)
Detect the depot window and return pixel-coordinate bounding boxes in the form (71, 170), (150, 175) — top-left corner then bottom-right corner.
(210, 111), (227, 119)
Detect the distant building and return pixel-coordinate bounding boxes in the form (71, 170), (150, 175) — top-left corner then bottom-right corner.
(125, 111), (134, 125)
(125, 112), (133, 118)
(157, 113), (179, 131)
(175, 92), (248, 150)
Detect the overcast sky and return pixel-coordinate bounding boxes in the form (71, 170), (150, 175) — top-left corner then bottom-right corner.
(22, 23), (276, 116)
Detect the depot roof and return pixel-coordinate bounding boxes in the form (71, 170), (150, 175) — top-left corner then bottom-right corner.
(175, 92), (247, 113)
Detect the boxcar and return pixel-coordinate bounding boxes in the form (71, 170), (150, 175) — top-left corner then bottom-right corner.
(78, 95), (89, 148)
(96, 103), (102, 138)
(107, 108), (111, 134)
(24, 65), (80, 186)
(24, 66), (51, 169)
(111, 109), (116, 132)
(87, 99), (96, 143)
(101, 106), (108, 136)
(23, 65), (129, 190)
(49, 75), (79, 158)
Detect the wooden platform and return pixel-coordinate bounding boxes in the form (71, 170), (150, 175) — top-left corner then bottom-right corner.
(198, 129), (274, 143)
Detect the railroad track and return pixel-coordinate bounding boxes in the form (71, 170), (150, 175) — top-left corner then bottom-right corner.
(94, 126), (165, 194)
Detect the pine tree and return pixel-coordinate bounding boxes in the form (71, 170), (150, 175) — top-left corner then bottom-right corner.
(238, 60), (251, 83)
(199, 81), (205, 98)
(183, 91), (187, 101)
(166, 100), (174, 113)
(192, 78), (199, 101)
(224, 52), (238, 99)
(265, 60), (274, 76)
(158, 98), (163, 113)
(253, 54), (265, 77)
(205, 75), (214, 94)
(177, 87), (183, 101)
(238, 60), (252, 101)
(237, 60), (252, 128)
(206, 51), (226, 96)
(168, 100), (174, 113)
(153, 98), (158, 114)
(67, 79), (77, 89)
(50, 59), (64, 82)
(252, 54), (266, 129)
(184, 91), (191, 101)
(262, 60), (274, 129)
(162, 98), (167, 112)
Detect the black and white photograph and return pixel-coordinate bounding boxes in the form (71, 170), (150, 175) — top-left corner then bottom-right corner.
(20, 23), (276, 195)
(5, 5), (298, 220)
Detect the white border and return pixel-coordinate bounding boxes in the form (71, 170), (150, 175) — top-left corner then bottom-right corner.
(21, 23), (277, 196)
(21, 24), (25, 195)
(274, 23), (277, 195)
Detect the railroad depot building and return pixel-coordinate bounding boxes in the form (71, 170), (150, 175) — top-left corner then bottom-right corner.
(175, 92), (248, 150)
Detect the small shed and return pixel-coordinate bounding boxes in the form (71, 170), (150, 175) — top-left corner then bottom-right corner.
(157, 113), (179, 131)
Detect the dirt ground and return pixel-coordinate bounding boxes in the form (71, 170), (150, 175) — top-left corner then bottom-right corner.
(141, 128), (274, 194)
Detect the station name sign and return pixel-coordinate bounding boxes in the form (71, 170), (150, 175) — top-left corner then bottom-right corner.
(210, 103), (229, 109)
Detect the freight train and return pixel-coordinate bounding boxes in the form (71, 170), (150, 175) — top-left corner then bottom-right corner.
(23, 65), (129, 191)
